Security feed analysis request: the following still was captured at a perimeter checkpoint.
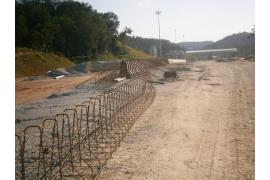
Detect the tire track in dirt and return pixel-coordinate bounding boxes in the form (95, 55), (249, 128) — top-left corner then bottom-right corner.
(232, 64), (255, 179)
(207, 105), (221, 180)
(97, 61), (254, 180)
(98, 79), (192, 179)
(192, 70), (223, 180)
(206, 64), (231, 180)
(216, 62), (254, 180)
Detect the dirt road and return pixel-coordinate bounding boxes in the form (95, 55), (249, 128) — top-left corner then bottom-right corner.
(98, 61), (255, 180)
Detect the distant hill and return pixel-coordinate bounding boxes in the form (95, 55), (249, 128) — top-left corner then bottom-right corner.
(178, 41), (214, 50)
(204, 32), (255, 56)
(16, 48), (74, 77)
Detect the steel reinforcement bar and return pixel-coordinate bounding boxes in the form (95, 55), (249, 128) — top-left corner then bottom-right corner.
(15, 72), (156, 179)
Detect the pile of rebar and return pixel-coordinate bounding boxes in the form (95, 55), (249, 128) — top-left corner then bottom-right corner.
(119, 60), (145, 79)
(15, 72), (156, 179)
(95, 71), (119, 84)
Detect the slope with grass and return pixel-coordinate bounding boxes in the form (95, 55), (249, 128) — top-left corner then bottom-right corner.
(96, 44), (154, 61)
(16, 45), (154, 78)
(125, 46), (154, 60)
(16, 48), (74, 77)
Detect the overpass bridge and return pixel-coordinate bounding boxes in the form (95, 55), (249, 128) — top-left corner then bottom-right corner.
(186, 48), (238, 54)
(185, 48), (238, 58)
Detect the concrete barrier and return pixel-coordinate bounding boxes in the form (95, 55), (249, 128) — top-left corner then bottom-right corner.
(168, 59), (186, 64)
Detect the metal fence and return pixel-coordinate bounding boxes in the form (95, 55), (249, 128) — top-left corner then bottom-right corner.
(15, 72), (156, 179)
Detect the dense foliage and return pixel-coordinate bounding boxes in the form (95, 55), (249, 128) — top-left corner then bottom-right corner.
(16, 0), (253, 60)
(16, 0), (122, 58)
(125, 36), (185, 58)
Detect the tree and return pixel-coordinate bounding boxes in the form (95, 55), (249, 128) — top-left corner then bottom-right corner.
(125, 36), (184, 57)
(15, 0), (124, 60)
(119, 27), (133, 43)
(250, 25), (255, 38)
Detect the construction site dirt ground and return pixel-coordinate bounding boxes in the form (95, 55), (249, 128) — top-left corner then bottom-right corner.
(15, 73), (98, 105)
(98, 61), (255, 180)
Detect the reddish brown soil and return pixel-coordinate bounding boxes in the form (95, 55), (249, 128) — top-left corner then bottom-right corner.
(16, 74), (97, 105)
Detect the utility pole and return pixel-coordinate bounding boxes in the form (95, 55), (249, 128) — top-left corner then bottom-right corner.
(174, 29), (177, 43)
(174, 29), (177, 59)
(155, 10), (162, 58)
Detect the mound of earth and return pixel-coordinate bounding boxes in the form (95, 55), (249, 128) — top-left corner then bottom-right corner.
(16, 49), (74, 77)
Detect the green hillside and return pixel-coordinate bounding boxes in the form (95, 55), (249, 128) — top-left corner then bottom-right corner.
(96, 43), (154, 61)
(125, 36), (185, 57)
(16, 45), (154, 77)
(124, 45), (154, 60)
(16, 48), (74, 77)
(204, 32), (255, 56)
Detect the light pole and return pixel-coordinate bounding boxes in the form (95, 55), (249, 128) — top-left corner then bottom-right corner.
(174, 29), (178, 58)
(155, 10), (162, 58)
(174, 29), (177, 43)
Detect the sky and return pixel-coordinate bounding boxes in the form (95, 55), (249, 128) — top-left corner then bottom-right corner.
(79, 0), (254, 43)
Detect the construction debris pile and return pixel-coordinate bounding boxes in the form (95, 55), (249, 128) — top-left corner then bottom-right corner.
(95, 60), (146, 84)
(163, 71), (177, 79)
(119, 60), (145, 79)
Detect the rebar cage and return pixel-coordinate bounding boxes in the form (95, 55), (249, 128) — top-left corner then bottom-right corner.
(15, 72), (156, 179)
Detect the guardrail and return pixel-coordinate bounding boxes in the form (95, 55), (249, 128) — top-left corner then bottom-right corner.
(15, 72), (156, 179)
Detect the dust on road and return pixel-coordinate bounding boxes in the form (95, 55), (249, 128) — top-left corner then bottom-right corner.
(98, 61), (255, 180)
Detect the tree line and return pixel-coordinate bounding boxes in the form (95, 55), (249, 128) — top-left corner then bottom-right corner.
(125, 36), (185, 58)
(16, 0), (124, 59)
